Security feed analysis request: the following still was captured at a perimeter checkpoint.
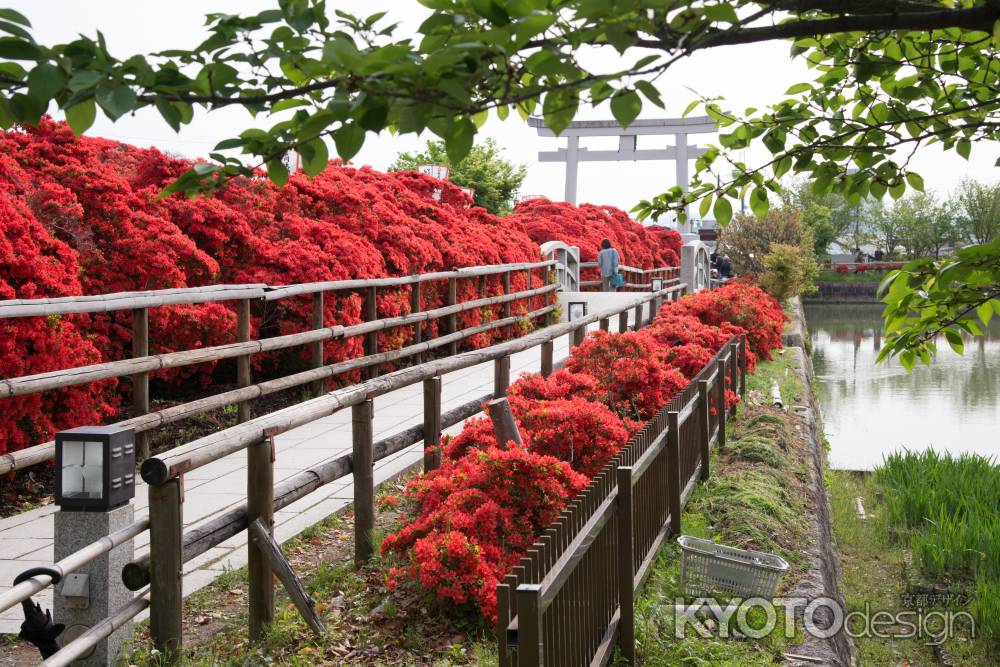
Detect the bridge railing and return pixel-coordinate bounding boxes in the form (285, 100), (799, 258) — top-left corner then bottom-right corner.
(498, 334), (747, 667)
(0, 261), (560, 475)
(578, 262), (681, 291)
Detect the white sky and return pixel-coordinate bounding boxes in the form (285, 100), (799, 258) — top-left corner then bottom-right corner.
(13, 1), (1000, 213)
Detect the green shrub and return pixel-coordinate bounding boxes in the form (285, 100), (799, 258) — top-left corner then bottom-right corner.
(759, 243), (820, 304)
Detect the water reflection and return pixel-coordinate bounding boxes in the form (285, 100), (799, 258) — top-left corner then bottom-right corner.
(805, 304), (1000, 470)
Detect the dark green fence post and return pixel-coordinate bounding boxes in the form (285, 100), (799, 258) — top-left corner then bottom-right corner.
(697, 380), (711, 480)
(666, 411), (682, 534)
(516, 584), (543, 667)
(617, 466), (635, 663)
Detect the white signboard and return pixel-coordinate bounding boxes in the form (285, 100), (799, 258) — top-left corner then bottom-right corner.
(418, 164), (450, 180)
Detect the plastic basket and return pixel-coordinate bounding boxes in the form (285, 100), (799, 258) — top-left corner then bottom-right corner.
(678, 535), (789, 600)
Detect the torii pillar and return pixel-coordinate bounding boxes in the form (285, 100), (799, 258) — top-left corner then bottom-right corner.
(528, 116), (715, 233)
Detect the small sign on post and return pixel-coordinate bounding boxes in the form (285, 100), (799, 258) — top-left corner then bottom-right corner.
(418, 164), (450, 180)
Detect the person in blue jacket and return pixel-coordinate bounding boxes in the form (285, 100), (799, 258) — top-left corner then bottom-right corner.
(597, 238), (621, 292)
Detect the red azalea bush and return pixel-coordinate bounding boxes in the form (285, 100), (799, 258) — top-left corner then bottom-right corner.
(563, 331), (687, 419)
(506, 369), (603, 403)
(385, 280), (786, 622)
(834, 264), (850, 274)
(664, 282), (785, 361)
(0, 119), (683, 459)
(507, 198), (681, 283)
(381, 446), (588, 621)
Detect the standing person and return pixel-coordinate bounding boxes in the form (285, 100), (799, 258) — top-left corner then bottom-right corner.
(597, 238), (621, 292)
(718, 253), (733, 279)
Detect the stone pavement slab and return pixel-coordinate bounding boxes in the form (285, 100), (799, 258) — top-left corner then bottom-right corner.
(0, 321), (619, 634)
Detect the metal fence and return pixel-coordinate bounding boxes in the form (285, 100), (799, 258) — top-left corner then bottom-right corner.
(497, 334), (747, 666)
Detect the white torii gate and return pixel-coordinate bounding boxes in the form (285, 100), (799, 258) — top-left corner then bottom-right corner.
(528, 116), (715, 229)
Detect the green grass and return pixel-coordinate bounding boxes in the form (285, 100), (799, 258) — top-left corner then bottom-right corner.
(876, 450), (1000, 644)
(630, 355), (812, 665)
(828, 465), (999, 665)
(817, 270), (892, 283)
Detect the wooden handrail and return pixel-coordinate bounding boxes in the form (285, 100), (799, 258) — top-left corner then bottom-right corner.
(140, 285), (686, 485)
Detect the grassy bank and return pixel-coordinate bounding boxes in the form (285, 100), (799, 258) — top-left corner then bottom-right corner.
(828, 451), (1000, 666)
(631, 351), (817, 665)
(817, 270), (891, 283)
(122, 477), (496, 666)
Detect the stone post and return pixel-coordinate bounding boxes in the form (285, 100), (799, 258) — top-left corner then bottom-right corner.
(54, 504), (134, 665)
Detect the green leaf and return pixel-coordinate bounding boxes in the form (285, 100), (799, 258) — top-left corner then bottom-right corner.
(635, 80), (664, 108)
(333, 123), (365, 161)
(542, 87), (579, 136)
(749, 187), (769, 219)
(956, 139), (971, 160)
(154, 97), (182, 132)
(64, 98), (95, 135)
(299, 137), (329, 176)
(0, 36), (40, 60)
(26, 63), (63, 101)
(682, 100), (700, 117)
(713, 196), (733, 226)
(610, 89), (641, 129)
(267, 158), (288, 187)
(95, 84), (137, 121)
(977, 300), (994, 326)
(445, 118), (475, 163)
(0, 9), (31, 27)
(785, 82), (811, 95)
(944, 329), (964, 355)
(699, 194), (713, 218)
(905, 172), (924, 191)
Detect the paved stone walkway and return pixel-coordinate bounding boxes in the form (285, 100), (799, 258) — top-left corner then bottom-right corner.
(0, 322), (612, 633)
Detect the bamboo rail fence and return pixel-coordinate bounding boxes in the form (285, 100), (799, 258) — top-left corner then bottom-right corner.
(1, 267), (686, 666)
(0, 261), (565, 473)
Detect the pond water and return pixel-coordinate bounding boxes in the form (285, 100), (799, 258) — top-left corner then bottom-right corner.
(804, 304), (1000, 470)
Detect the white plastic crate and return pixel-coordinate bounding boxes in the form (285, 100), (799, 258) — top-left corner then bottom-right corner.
(678, 535), (789, 599)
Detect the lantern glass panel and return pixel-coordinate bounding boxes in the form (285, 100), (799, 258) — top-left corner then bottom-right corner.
(61, 440), (104, 500)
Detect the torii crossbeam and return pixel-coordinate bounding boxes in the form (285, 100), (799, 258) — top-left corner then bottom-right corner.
(528, 116), (715, 223)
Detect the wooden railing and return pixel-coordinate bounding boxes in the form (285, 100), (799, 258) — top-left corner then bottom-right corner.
(497, 334), (747, 667)
(0, 261), (561, 474)
(578, 262), (681, 291)
(0, 281), (688, 664)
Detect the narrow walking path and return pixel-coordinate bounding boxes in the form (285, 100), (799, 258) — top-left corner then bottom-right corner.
(0, 322), (609, 633)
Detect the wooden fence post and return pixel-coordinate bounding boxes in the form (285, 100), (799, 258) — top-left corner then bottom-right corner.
(647, 299), (656, 326)
(494, 355), (510, 398)
(633, 304), (643, 329)
(148, 477), (183, 659)
(540, 340), (554, 378)
(716, 359), (727, 448)
(248, 431), (275, 640)
(502, 271), (512, 320)
(616, 466), (636, 664)
(132, 307), (150, 460)
(236, 299), (252, 423)
(516, 584), (543, 667)
(729, 342), (740, 418)
(572, 325), (586, 348)
(364, 286), (379, 380)
(618, 310), (629, 333)
(666, 411), (682, 535)
(423, 377), (442, 473)
(697, 380), (711, 480)
(310, 292), (325, 397)
(487, 397), (523, 447)
(447, 277), (458, 356)
(353, 399), (375, 565)
(410, 282), (423, 365)
(496, 581), (512, 667)
(739, 334), (748, 397)
(599, 316), (610, 331)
